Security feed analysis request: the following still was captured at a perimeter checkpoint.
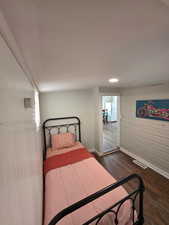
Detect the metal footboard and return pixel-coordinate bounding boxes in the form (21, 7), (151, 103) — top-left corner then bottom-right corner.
(48, 173), (145, 225)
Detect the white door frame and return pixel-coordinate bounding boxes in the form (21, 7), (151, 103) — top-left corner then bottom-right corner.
(98, 93), (121, 153)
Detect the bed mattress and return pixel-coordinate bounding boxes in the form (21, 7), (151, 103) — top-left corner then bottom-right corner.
(44, 145), (134, 225)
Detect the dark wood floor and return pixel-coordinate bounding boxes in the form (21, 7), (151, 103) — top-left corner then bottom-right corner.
(103, 122), (119, 152)
(97, 151), (169, 225)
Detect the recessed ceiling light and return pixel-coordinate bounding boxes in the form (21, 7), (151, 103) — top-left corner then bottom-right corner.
(108, 78), (119, 83)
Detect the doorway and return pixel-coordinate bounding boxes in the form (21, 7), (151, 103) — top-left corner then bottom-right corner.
(101, 96), (120, 153)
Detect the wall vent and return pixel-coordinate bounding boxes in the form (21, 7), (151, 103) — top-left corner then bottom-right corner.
(132, 160), (148, 169)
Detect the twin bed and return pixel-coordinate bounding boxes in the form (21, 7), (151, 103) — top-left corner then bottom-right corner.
(43, 117), (145, 225)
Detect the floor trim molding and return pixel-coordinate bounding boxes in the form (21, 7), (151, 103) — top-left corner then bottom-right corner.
(94, 150), (103, 157)
(120, 147), (169, 180)
(88, 148), (97, 153)
(95, 148), (120, 157)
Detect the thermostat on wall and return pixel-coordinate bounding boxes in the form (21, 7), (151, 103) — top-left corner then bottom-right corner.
(24, 98), (33, 108)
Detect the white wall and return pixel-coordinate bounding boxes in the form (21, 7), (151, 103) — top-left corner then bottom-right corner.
(120, 84), (169, 174)
(40, 89), (96, 149)
(99, 87), (121, 96)
(40, 87), (121, 151)
(0, 33), (43, 225)
(93, 87), (101, 151)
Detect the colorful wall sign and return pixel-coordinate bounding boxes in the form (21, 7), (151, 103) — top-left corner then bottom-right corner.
(136, 99), (169, 122)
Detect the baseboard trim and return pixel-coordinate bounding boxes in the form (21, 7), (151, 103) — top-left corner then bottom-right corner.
(88, 148), (97, 153)
(94, 150), (103, 157)
(120, 147), (169, 180)
(94, 148), (120, 157)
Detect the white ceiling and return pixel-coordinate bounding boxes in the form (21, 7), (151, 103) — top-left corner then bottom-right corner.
(0, 0), (169, 92)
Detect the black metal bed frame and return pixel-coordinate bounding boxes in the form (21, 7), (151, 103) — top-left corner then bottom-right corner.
(43, 117), (145, 225)
(43, 116), (81, 159)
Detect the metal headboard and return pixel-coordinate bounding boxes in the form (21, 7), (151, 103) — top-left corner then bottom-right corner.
(43, 116), (81, 159)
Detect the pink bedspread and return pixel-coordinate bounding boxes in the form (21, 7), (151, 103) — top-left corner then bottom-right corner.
(44, 147), (134, 225)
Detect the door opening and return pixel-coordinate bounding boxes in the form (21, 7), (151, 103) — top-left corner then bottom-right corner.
(101, 96), (120, 153)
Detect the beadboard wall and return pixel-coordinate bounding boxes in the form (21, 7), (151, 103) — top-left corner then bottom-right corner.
(40, 89), (96, 149)
(0, 33), (43, 225)
(120, 85), (169, 175)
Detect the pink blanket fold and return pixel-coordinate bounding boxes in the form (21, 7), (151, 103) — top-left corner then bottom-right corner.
(44, 146), (134, 225)
(44, 148), (94, 175)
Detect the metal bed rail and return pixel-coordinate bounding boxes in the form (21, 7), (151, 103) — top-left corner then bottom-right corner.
(43, 116), (81, 160)
(48, 173), (145, 225)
